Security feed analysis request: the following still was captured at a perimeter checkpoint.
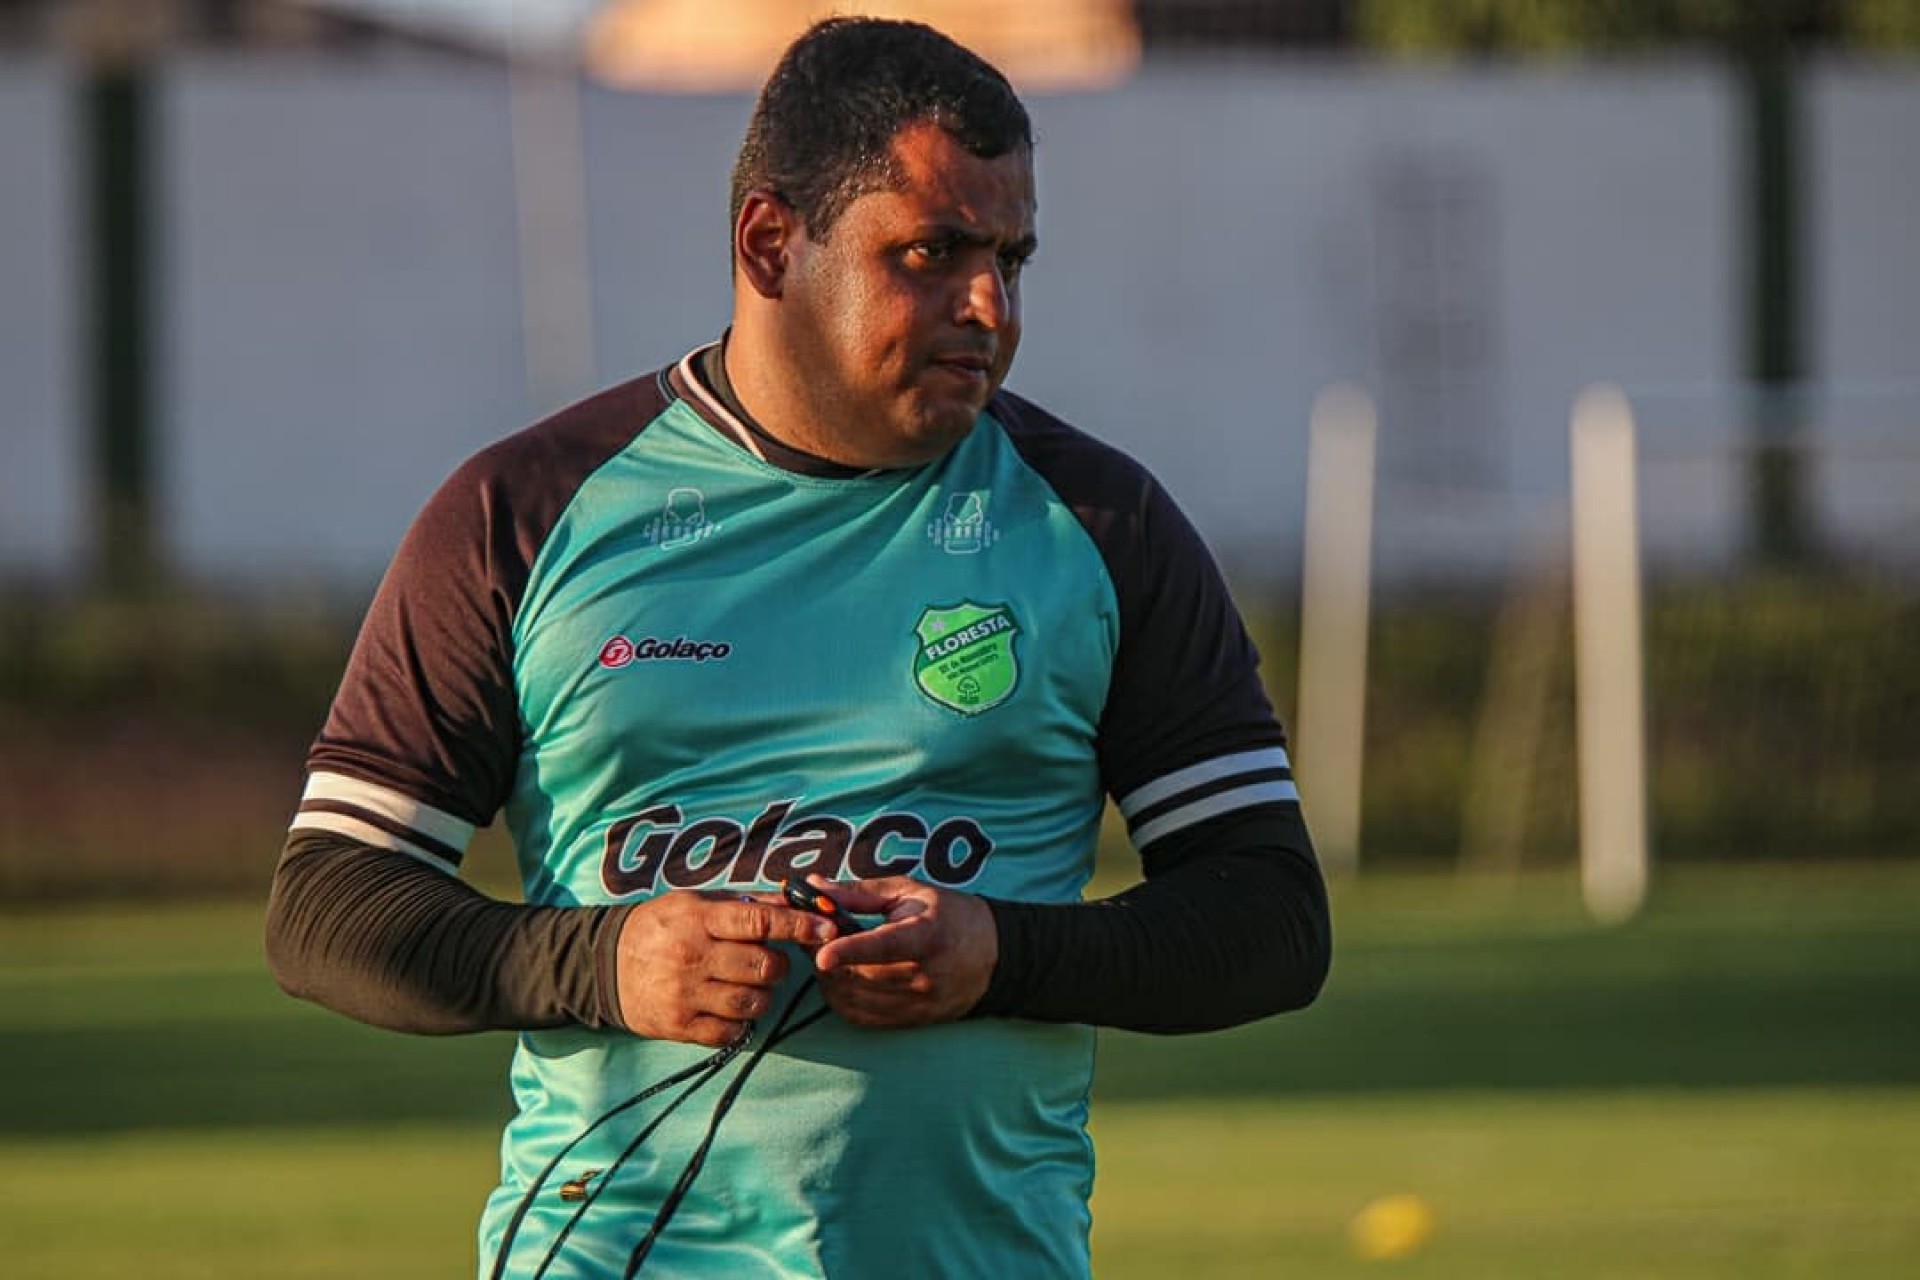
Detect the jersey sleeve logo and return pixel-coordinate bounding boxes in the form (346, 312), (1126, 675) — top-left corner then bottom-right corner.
(925, 489), (999, 554)
(913, 601), (1020, 716)
(640, 485), (717, 550)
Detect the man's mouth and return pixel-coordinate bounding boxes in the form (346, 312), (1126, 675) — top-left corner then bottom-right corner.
(928, 350), (994, 384)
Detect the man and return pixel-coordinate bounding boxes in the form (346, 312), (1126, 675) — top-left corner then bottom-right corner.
(266, 17), (1329, 1279)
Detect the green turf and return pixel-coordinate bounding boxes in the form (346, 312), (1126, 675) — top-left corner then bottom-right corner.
(2, 1093), (1913, 1279)
(1, 864), (1916, 1276)
(1090, 1091), (1920, 1279)
(0, 1126), (500, 1279)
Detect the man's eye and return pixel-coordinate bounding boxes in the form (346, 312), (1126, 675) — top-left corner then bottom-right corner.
(999, 252), (1030, 282)
(907, 242), (954, 267)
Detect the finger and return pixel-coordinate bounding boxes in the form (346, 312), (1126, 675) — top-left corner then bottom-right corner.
(681, 1013), (751, 1048)
(817, 960), (925, 992)
(706, 897), (834, 945)
(704, 941), (791, 989)
(697, 979), (774, 1023)
(807, 874), (921, 915)
(815, 920), (927, 971)
(816, 981), (931, 1029)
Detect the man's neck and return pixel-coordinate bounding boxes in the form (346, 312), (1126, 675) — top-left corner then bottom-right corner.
(697, 338), (868, 479)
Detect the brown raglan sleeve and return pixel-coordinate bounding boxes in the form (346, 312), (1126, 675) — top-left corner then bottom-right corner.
(264, 380), (661, 1035)
(972, 396), (1330, 1032)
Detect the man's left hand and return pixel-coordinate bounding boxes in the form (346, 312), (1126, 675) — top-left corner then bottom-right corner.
(810, 876), (997, 1028)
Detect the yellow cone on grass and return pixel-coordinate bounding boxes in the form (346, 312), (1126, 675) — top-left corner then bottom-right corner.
(1348, 1193), (1436, 1260)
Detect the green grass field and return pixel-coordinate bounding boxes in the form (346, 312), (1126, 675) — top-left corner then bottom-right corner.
(2, 864), (1916, 1277)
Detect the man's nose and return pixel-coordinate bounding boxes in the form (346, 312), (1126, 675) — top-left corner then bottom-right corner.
(957, 264), (1011, 330)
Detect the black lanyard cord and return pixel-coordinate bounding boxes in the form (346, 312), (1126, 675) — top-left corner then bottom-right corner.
(623, 991), (832, 1277)
(531, 1046), (741, 1280)
(490, 979), (836, 1280)
(489, 1040), (742, 1280)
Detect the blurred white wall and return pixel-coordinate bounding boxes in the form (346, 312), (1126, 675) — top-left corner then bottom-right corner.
(162, 55), (530, 582)
(1805, 61), (1920, 566)
(1018, 61), (1740, 582)
(1813, 60), (1920, 382)
(0, 56), (85, 581)
(1, 53), (1914, 589)
(577, 88), (744, 387)
(1625, 57), (1920, 576)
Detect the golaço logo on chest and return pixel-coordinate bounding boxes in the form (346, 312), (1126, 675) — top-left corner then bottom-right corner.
(598, 634), (733, 667)
(600, 800), (994, 896)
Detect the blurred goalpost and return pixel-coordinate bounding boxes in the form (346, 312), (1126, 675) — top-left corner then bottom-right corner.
(1567, 386), (1650, 922)
(1295, 386), (1377, 882)
(1295, 383), (1650, 922)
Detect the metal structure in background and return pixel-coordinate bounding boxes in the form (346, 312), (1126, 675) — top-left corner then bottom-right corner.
(81, 38), (152, 592)
(0, 0), (513, 56)
(1131, 0), (1350, 49)
(1742, 19), (1812, 565)
(1368, 146), (1503, 492)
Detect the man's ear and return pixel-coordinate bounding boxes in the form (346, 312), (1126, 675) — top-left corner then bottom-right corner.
(735, 190), (797, 299)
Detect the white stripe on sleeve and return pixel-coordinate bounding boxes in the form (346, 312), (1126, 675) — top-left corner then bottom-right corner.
(1128, 780), (1302, 849)
(290, 771), (475, 868)
(289, 810), (462, 875)
(1117, 747), (1292, 820)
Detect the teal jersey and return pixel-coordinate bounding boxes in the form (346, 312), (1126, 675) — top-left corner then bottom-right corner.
(293, 347), (1298, 1278)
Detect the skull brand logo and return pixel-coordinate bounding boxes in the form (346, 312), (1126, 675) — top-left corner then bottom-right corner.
(925, 490), (999, 554)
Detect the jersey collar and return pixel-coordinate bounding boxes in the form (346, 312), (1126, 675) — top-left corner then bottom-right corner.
(668, 339), (879, 480)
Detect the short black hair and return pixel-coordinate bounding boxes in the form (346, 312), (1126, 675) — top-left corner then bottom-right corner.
(730, 17), (1033, 243)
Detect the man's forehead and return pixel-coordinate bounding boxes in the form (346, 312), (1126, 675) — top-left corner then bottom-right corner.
(888, 120), (1030, 180)
(871, 122), (1035, 229)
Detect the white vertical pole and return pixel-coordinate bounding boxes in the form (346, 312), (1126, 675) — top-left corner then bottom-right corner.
(1297, 385), (1377, 878)
(1570, 385), (1650, 923)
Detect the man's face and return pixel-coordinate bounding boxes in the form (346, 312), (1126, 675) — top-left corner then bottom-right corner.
(777, 122), (1037, 469)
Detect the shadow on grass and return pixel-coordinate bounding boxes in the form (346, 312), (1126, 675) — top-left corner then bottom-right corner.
(1097, 959), (1920, 1101)
(0, 1012), (517, 1135)
(4, 912), (1916, 1135)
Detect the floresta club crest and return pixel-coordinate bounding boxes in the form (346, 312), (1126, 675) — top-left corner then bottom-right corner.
(913, 601), (1021, 715)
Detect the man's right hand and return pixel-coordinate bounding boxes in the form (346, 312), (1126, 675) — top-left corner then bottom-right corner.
(615, 892), (833, 1047)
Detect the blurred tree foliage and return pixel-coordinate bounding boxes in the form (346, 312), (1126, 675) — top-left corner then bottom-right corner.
(1247, 572), (1920, 870)
(1354, 0), (1920, 54)
(0, 575), (1914, 900)
(0, 594), (351, 735)
(1853, 0), (1920, 43)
